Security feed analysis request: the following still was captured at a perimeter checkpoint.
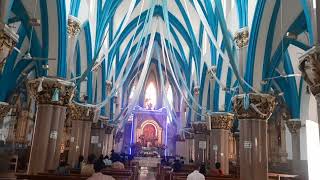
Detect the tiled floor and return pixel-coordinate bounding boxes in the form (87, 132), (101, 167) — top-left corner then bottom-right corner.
(138, 166), (156, 180)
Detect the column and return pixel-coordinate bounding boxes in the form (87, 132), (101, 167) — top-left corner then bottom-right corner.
(279, 111), (289, 163)
(89, 121), (105, 156)
(27, 77), (75, 174)
(175, 135), (188, 159)
(183, 128), (194, 163)
(102, 124), (114, 156)
(0, 21), (19, 73)
(234, 27), (249, 93)
(67, 103), (96, 167)
(233, 93), (276, 180)
(15, 110), (29, 144)
(208, 112), (234, 174)
(66, 15), (81, 78)
(233, 132), (240, 166)
(299, 46), (320, 138)
(191, 122), (209, 164)
(286, 120), (301, 174)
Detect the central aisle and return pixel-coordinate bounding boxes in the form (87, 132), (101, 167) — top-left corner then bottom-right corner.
(138, 167), (156, 180)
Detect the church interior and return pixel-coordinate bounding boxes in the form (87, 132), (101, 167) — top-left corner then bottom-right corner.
(0, 0), (320, 180)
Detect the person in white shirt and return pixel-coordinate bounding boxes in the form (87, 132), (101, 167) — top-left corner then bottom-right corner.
(87, 161), (115, 180)
(187, 167), (205, 180)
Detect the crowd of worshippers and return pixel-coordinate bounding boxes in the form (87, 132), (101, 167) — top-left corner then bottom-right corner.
(55, 149), (128, 179)
(161, 156), (224, 179)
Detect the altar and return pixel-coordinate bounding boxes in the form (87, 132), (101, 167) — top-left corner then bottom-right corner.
(122, 106), (177, 156)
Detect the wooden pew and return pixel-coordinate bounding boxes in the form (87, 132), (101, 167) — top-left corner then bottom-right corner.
(170, 171), (236, 180)
(16, 167), (134, 180)
(16, 174), (88, 180)
(101, 168), (133, 180)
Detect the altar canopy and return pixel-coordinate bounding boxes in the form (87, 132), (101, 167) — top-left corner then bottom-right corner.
(1, 0), (320, 179)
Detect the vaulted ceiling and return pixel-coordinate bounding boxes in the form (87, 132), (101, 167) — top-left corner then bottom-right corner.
(0, 0), (313, 123)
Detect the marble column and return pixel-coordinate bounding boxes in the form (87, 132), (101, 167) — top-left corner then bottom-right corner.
(233, 93), (276, 180)
(286, 120), (301, 174)
(183, 128), (194, 163)
(175, 135), (188, 159)
(66, 15), (81, 78)
(27, 77), (75, 174)
(15, 110), (29, 143)
(191, 122), (209, 164)
(234, 28), (249, 93)
(102, 124), (114, 156)
(299, 46), (320, 138)
(279, 112), (289, 163)
(234, 132), (240, 166)
(67, 103), (96, 167)
(89, 121), (105, 156)
(0, 23), (19, 73)
(208, 112), (234, 174)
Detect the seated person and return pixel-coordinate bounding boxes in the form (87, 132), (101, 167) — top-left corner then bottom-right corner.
(94, 155), (106, 172)
(81, 154), (96, 176)
(210, 162), (224, 176)
(56, 160), (70, 175)
(199, 164), (207, 175)
(180, 157), (185, 164)
(87, 161), (115, 180)
(187, 165), (205, 180)
(110, 150), (121, 163)
(103, 155), (112, 166)
(172, 159), (182, 172)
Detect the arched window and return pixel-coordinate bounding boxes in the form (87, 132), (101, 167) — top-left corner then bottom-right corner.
(145, 82), (157, 109)
(167, 84), (173, 107)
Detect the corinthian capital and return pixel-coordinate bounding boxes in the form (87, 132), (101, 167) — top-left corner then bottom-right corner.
(299, 46), (320, 96)
(67, 15), (81, 37)
(234, 27), (249, 48)
(286, 120), (301, 134)
(191, 121), (208, 134)
(232, 93), (276, 120)
(0, 23), (19, 72)
(27, 77), (75, 106)
(67, 103), (98, 122)
(208, 112), (234, 130)
(0, 101), (10, 121)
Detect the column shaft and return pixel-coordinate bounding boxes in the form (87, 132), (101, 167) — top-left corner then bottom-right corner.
(210, 129), (229, 173)
(240, 119), (267, 180)
(28, 105), (66, 173)
(68, 120), (92, 167)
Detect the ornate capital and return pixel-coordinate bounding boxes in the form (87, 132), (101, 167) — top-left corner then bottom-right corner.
(105, 124), (114, 134)
(67, 15), (81, 37)
(299, 46), (320, 96)
(286, 120), (301, 134)
(183, 128), (194, 139)
(175, 134), (185, 141)
(27, 77), (75, 106)
(191, 122), (208, 134)
(208, 112), (234, 130)
(232, 93), (276, 120)
(67, 103), (97, 122)
(194, 86), (200, 96)
(234, 27), (249, 48)
(0, 102), (10, 120)
(0, 23), (19, 72)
